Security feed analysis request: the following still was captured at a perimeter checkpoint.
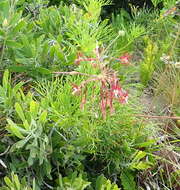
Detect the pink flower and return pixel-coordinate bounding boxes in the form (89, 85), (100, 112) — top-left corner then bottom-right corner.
(75, 52), (83, 65)
(116, 53), (131, 65)
(75, 52), (98, 66)
(119, 89), (128, 104)
(71, 83), (81, 95)
(110, 79), (128, 104)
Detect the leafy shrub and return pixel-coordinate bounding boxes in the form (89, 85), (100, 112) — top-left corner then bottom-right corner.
(0, 0), (114, 77)
(111, 10), (145, 54)
(0, 0), (179, 189)
(0, 172), (36, 190)
(56, 172), (91, 190)
(0, 70), (24, 117)
(139, 36), (158, 86)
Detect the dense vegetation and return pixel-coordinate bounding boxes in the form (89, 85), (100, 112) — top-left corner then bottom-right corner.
(0, 0), (179, 189)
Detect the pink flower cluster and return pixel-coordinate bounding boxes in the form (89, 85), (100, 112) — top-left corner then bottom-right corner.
(71, 50), (130, 119)
(100, 77), (128, 119)
(111, 78), (128, 104)
(75, 52), (131, 66)
(72, 74), (128, 119)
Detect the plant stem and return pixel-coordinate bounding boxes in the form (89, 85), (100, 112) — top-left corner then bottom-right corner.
(53, 71), (97, 77)
(135, 114), (180, 120)
(0, 145), (10, 156)
(0, 40), (6, 65)
(169, 26), (180, 57)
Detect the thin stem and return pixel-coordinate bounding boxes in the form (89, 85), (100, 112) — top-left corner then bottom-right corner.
(0, 146), (10, 156)
(134, 114), (180, 120)
(102, 33), (121, 55)
(0, 40), (6, 65)
(53, 71), (97, 77)
(169, 26), (180, 57)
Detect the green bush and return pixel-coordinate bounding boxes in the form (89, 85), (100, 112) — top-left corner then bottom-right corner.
(0, 0), (179, 189)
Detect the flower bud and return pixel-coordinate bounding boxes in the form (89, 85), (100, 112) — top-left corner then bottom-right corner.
(2, 18), (8, 27)
(118, 30), (125, 36)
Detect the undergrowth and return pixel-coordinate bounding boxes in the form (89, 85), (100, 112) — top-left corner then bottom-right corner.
(0, 0), (179, 189)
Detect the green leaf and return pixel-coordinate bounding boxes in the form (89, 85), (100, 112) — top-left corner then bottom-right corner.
(14, 174), (21, 190)
(95, 175), (120, 190)
(30, 147), (37, 159)
(30, 100), (39, 118)
(0, 28), (5, 36)
(54, 45), (64, 60)
(131, 161), (153, 170)
(35, 67), (51, 75)
(39, 110), (47, 123)
(20, 35), (33, 57)
(7, 119), (24, 139)
(120, 169), (136, 190)
(96, 175), (105, 190)
(33, 178), (36, 190)
(28, 156), (34, 166)
(15, 102), (26, 122)
(135, 140), (156, 148)
(23, 120), (30, 131)
(0, 1), (10, 18)
(0, 86), (6, 99)
(2, 70), (9, 90)
(6, 40), (22, 48)
(4, 177), (14, 188)
(12, 19), (26, 34)
(151, 0), (162, 7)
(45, 161), (52, 179)
(13, 81), (24, 94)
(8, 65), (27, 73)
(13, 138), (29, 149)
(9, 12), (22, 27)
(132, 151), (147, 163)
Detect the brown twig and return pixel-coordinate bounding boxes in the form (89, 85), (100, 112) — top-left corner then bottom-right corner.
(135, 114), (180, 120)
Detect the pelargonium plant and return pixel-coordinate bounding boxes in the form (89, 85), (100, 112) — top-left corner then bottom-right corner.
(54, 46), (131, 119)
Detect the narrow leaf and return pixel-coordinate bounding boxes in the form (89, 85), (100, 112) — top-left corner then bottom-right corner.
(39, 110), (47, 123)
(6, 40), (22, 48)
(4, 177), (14, 188)
(14, 174), (21, 190)
(120, 169), (136, 190)
(15, 103), (25, 122)
(30, 100), (39, 118)
(7, 119), (24, 139)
